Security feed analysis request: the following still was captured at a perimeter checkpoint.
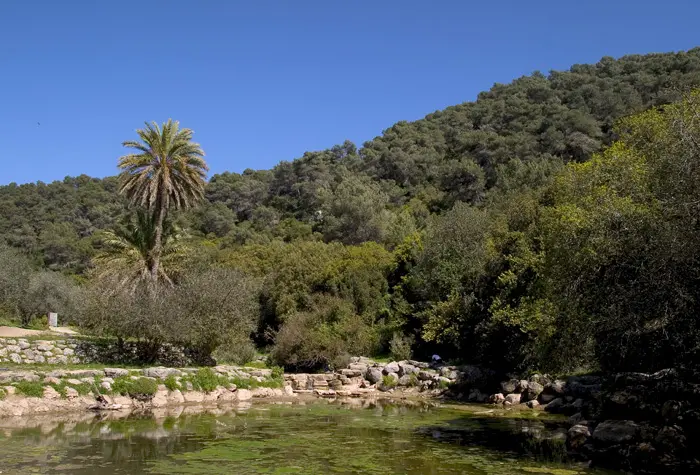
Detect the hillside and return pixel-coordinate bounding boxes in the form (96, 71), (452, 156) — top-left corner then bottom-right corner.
(3, 48), (700, 271)
(3, 49), (700, 377)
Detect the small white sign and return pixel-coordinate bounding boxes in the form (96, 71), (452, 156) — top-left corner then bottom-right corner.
(48, 312), (58, 327)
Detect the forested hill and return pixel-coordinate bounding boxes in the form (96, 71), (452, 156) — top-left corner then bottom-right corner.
(2, 48), (700, 272)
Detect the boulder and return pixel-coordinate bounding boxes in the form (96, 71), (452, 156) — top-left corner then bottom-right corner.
(526, 400), (540, 409)
(66, 379), (83, 386)
(104, 368), (129, 378)
(501, 379), (519, 394)
(592, 420), (639, 445)
(545, 380), (566, 396)
(418, 370), (435, 381)
(384, 361), (400, 374)
(440, 367), (458, 379)
(42, 386), (61, 400)
(365, 368), (383, 384)
(544, 398), (565, 413)
(655, 425), (686, 454)
(538, 393), (557, 404)
(505, 393), (522, 405)
(516, 380), (529, 393)
(568, 424), (591, 450)
(183, 391), (205, 403)
(143, 367), (181, 379)
(398, 362), (418, 376)
(167, 389), (185, 405)
(18, 341), (30, 350)
(398, 374), (413, 386)
(65, 387), (79, 399)
(489, 393), (505, 404)
(151, 390), (169, 408)
(467, 389), (487, 403)
(36, 344), (52, 352)
(523, 381), (544, 402)
(9, 353), (21, 364)
(236, 389), (253, 401)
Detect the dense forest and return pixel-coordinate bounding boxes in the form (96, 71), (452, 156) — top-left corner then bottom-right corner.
(3, 48), (700, 374)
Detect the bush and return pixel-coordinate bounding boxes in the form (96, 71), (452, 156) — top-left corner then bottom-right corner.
(112, 377), (158, 400)
(163, 375), (180, 391)
(212, 336), (257, 365)
(77, 268), (260, 363)
(381, 375), (397, 389)
(14, 381), (45, 398)
(0, 387), (6, 400)
(270, 296), (382, 371)
(389, 333), (414, 361)
(188, 368), (227, 393)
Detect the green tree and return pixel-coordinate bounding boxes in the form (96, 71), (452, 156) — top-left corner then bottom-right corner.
(93, 211), (189, 291)
(118, 119), (208, 282)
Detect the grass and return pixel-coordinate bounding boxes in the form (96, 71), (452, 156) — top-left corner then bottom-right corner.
(242, 361), (268, 369)
(164, 374), (181, 391)
(182, 368), (230, 393)
(14, 381), (45, 397)
(112, 376), (158, 400)
(0, 387), (6, 400)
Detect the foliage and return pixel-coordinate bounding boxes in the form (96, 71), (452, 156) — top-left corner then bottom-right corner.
(112, 376), (158, 400)
(542, 90), (700, 372)
(389, 332), (413, 361)
(77, 267), (259, 362)
(187, 368), (228, 393)
(4, 50), (700, 377)
(381, 375), (397, 389)
(270, 296), (382, 371)
(93, 211), (191, 291)
(14, 381), (45, 398)
(118, 119), (208, 282)
(163, 375), (180, 391)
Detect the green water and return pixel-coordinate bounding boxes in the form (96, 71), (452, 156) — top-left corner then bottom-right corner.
(0, 399), (618, 474)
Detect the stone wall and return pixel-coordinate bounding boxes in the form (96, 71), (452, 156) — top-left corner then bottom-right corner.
(0, 337), (203, 367)
(0, 338), (81, 365)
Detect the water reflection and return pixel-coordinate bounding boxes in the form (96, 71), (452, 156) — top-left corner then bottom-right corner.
(0, 400), (615, 475)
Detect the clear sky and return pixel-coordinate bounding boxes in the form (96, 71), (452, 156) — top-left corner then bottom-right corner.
(1, 0), (698, 185)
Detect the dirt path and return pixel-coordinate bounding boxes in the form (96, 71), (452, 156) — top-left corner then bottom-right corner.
(0, 326), (78, 338)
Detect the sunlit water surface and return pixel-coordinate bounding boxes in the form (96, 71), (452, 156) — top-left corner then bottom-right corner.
(0, 399), (620, 474)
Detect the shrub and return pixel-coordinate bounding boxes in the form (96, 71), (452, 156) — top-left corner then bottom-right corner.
(270, 366), (284, 380)
(14, 381), (45, 398)
(77, 268), (260, 363)
(189, 368), (227, 393)
(164, 375), (180, 391)
(112, 377), (158, 400)
(381, 375), (397, 389)
(408, 373), (419, 387)
(389, 332), (414, 361)
(0, 388), (6, 400)
(271, 296), (382, 371)
(212, 336), (257, 365)
(230, 376), (253, 390)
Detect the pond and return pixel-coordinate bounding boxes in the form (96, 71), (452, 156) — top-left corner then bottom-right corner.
(0, 399), (619, 474)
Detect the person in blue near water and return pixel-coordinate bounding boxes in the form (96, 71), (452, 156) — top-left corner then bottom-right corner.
(431, 354), (442, 369)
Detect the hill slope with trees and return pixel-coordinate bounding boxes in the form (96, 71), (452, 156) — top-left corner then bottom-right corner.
(3, 48), (700, 373)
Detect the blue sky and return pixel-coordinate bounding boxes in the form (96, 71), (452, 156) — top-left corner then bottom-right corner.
(1, 0), (698, 185)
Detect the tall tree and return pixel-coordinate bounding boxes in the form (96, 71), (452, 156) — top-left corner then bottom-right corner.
(117, 119), (208, 281)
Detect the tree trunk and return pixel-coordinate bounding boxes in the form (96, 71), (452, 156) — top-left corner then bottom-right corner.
(150, 200), (167, 282)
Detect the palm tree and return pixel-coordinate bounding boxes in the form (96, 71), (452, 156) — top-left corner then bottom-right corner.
(94, 211), (189, 293)
(118, 119), (208, 281)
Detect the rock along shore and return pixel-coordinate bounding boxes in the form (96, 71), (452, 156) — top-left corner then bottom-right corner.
(0, 357), (462, 418)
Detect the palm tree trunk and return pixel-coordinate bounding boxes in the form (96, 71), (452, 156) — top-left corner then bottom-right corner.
(150, 202), (167, 282)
